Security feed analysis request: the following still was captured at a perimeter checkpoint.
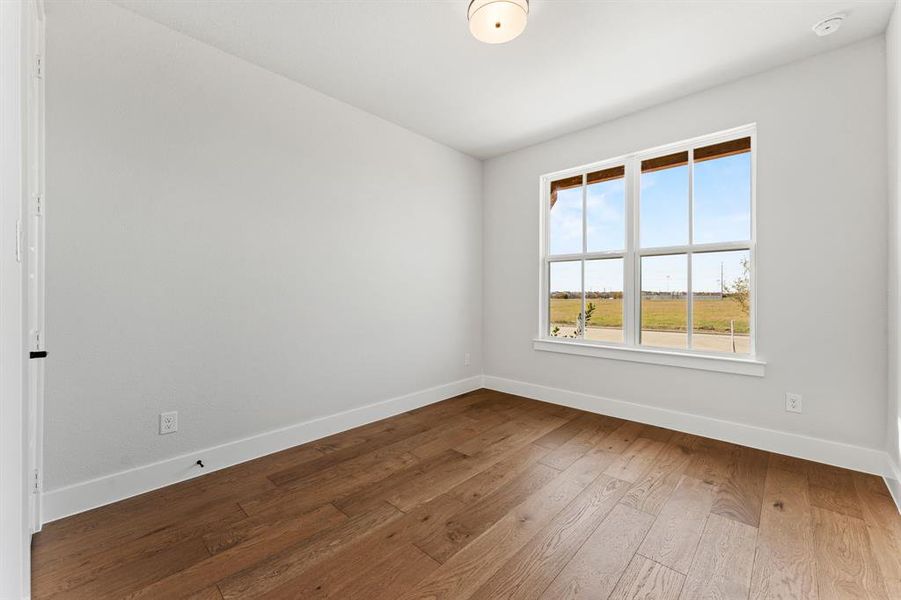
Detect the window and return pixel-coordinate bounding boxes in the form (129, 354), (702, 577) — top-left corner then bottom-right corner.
(540, 126), (757, 368)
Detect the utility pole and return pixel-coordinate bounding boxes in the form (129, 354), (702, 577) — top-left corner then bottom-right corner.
(720, 261), (724, 297)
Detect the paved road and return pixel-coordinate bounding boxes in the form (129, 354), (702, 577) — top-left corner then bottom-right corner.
(552, 326), (751, 354)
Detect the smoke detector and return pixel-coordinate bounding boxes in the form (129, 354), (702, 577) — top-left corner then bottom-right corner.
(812, 14), (845, 37)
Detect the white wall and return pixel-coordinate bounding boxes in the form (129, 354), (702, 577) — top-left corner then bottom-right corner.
(887, 2), (901, 495)
(43, 0), (899, 519)
(483, 38), (888, 454)
(44, 0), (482, 492)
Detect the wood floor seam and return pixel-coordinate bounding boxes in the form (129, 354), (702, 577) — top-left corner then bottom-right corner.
(412, 540), (445, 566)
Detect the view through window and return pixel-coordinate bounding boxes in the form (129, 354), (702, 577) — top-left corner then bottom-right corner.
(544, 127), (754, 356)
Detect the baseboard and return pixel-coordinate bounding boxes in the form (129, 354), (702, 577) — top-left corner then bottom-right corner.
(885, 455), (901, 514)
(41, 375), (484, 524)
(484, 375), (889, 477)
(42, 373), (899, 523)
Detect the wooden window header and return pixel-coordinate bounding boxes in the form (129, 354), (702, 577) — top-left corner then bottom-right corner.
(587, 165), (625, 185)
(694, 136), (751, 163)
(640, 137), (751, 174)
(641, 151), (688, 174)
(549, 175), (582, 209)
(550, 166), (625, 208)
(550, 136), (750, 207)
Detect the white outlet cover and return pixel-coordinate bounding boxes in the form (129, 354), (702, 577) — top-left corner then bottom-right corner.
(159, 411), (178, 434)
(785, 393), (803, 414)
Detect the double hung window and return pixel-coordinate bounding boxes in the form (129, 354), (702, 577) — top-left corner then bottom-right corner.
(541, 126), (756, 361)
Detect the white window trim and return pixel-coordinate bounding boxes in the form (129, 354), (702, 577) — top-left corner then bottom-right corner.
(532, 339), (765, 377)
(537, 124), (764, 376)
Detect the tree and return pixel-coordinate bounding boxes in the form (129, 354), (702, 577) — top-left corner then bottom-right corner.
(726, 257), (750, 316)
(551, 302), (596, 338)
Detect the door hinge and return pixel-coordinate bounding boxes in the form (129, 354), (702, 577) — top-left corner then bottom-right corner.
(34, 193), (43, 216)
(34, 54), (43, 79)
(32, 469), (40, 494)
(33, 329), (42, 351)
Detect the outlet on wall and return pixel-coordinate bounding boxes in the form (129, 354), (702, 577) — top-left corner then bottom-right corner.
(785, 393), (803, 414)
(159, 411), (178, 434)
(464, 352), (471, 366)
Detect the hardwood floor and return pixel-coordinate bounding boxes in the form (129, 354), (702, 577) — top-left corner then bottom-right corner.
(31, 390), (901, 599)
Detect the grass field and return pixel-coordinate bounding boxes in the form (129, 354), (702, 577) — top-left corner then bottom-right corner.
(550, 297), (749, 334)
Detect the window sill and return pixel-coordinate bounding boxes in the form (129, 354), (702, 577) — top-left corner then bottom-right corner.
(532, 338), (766, 377)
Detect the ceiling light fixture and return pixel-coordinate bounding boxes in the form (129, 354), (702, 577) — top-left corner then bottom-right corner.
(468, 0), (528, 44)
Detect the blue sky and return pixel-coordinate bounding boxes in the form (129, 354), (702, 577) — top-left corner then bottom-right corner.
(549, 153), (750, 293)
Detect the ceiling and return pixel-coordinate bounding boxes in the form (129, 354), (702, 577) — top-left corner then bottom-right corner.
(108, 0), (894, 158)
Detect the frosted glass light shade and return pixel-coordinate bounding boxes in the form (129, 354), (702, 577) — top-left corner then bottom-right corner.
(468, 0), (528, 44)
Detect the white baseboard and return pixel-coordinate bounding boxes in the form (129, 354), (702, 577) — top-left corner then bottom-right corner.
(43, 374), (901, 522)
(885, 455), (901, 514)
(484, 375), (889, 478)
(41, 375), (484, 524)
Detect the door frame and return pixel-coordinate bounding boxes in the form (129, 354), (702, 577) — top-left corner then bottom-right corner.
(26, 0), (45, 534)
(1, 0), (44, 596)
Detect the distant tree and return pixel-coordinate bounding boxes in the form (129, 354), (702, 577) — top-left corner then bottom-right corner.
(726, 258), (751, 316)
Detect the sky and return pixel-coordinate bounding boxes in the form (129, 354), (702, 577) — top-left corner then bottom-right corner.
(549, 152), (750, 294)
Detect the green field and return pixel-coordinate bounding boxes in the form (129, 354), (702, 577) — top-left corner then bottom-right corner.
(550, 297), (749, 334)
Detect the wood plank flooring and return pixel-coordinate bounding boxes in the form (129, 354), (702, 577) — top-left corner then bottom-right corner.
(32, 390), (901, 599)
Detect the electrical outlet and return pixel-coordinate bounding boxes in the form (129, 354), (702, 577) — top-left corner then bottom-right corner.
(464, 352), (471, 366)
(159, 411), (178, 434)
(785, 393), (802, 414)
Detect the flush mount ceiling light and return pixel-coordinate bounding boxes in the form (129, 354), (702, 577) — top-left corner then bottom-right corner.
(468, 0), (529, 44)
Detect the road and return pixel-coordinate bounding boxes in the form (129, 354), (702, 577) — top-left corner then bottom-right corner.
(551, 326), (751, 354)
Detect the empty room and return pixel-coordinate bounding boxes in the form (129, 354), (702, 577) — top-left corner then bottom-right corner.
(3, 0), (901, 598)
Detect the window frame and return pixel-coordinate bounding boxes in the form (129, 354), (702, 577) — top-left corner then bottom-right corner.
(537, 124), (761, 373)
